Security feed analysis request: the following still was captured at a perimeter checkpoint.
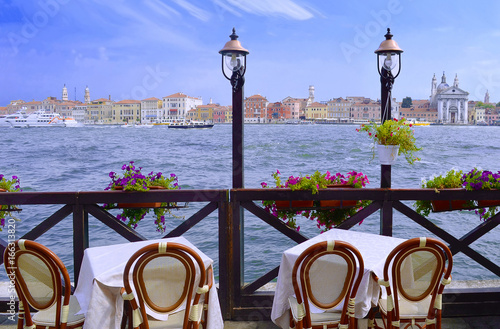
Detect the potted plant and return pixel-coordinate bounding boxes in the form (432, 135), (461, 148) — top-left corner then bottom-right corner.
(357, 118), (421, 165)
(414, 169), (473, 216)
(462, 168), (500, 220)
(104, 161), (181, 233)
(0, 174), (22, 230)
(261, 170), (370, 232)
(320, 171), (370, 207)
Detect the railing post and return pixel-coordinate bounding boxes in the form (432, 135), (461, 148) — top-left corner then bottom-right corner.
(229, 193), (244, 320)
(73, 203), (89, 286)
(218, 190), (232, 319)
(380, 165), (393, 236)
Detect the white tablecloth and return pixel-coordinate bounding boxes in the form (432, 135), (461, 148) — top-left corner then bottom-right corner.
(74, 237), (223, 329)
(271, 229), (406, 329)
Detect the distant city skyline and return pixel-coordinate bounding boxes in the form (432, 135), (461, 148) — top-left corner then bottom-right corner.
(2, 1), (500, 106)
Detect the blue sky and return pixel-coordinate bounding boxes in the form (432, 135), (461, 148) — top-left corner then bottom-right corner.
(1, 0), (500, 107)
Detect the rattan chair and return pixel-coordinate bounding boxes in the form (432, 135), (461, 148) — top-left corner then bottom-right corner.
(288, 240), (364, 329)
(121, 242), (210, 329)
(369, 237), (453, 329)
(3, 239), (85, 329)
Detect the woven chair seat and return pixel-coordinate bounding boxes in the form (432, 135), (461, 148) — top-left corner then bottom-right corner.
(32, 295), (85, 326)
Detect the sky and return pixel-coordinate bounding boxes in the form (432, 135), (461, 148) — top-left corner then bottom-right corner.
(1, 0), (500, 107)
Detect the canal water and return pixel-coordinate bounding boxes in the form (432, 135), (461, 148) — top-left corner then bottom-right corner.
(1, 124), (499, 282)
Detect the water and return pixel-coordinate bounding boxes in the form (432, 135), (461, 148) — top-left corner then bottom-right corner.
(1, 124), (499, 282)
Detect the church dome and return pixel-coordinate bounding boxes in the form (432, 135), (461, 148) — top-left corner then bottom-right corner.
(437, 82), (449, 92)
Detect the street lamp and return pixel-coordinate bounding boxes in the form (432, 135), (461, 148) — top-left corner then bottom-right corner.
(375, 28), (403, 123)
(219, 27), (249, 189)
(375, 28), (403, 234)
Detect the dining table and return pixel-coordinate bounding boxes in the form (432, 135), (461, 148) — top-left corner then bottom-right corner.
(74, 237), (223, 329)
(271, 228), (407, 329)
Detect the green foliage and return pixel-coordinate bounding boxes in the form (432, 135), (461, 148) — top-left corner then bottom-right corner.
(0, 174), (22, 230)
(104, 162), (182, 233)
(357, 118), (422, 164)
(401, 96), (412, 108)
(414, 170), (464, 217)
(475, 101), (495, 109)
(261, 170), (370, 232)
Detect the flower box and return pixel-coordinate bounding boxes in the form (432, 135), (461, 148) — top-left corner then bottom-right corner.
(477, 199), (500, 207)
(275, 200), (314, 209)
(114, 185), (164, 208)
(431, 199), (471, 212)
(320, 184), (358, 208)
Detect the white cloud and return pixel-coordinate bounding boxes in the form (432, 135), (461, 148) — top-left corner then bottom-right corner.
(223, 0), (314, 20)
(172, 0), (211, 22)
(144, 0), (181, 18)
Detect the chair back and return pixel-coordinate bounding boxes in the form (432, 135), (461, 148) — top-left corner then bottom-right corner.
(3, 239), (72, 329)
(122, 242), (207, 329)
(381, 237), (453, 327)
(291, 240), (364, 328)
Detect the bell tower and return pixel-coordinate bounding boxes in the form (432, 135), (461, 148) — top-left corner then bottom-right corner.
(307, 85), (315, 106)
(62, 84), (68, 101)
(84, 86), (90, 104)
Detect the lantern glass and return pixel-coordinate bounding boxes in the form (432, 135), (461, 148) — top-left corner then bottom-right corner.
(224, 53), (245, 72)
(378, 52), (400, 74)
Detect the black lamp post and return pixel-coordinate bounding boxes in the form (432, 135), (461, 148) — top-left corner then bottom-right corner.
(375, 28), (403, 190)
(375, 28), (403, 124)
(220, 28), (249, 189)
(375, 28), (403, 236)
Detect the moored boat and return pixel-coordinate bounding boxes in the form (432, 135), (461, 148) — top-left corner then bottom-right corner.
(11, 110), (81, 128)
(168, 120), (214, 129)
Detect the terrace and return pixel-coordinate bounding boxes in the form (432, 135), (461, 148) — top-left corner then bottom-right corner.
(0, 186), (499, 328)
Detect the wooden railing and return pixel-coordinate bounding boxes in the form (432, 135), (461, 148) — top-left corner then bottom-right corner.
(0, 187), (499, 320)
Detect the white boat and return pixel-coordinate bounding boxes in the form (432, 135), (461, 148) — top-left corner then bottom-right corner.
(0, 111), (28, 128)
(62, 117), (84, 127)
(168, 120), (214, 129)
(12, 110), (68, 128)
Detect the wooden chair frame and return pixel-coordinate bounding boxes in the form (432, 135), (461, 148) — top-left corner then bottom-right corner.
(3, 239), (84, 329)
(121, 242), (209, 329)
(290, 240), (364, 329)
(370, 237), (453, 329)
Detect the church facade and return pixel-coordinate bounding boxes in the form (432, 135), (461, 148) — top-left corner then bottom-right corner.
(430, 72), (469, 124)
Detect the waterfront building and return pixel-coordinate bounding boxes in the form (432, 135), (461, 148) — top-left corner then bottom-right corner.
(6, 100), (26, 114)
(213, 105), (230, 123)
(141, 97), (162, 124)
(430, 72), (469, 123)
(484, 109), (499, 125)
(266, 102), (290, 121)
(72, 105), (87, 122)
(56, 102), (79, 118)
(327, 97), (353, 122)
(162, 92), (202, 122)
(113, 100), (141, 124)
(0, 106), (6, 116)
(282, 96), (307, 120)
(399, 100), (438, 122)
(62, 84), (68, 101)
(85, 98), (114, 124)
(84, 86), (90, 104)
(475, 107), (486, 124)
(190, 103), (225, 123)
(244, 94), (269, 121)
(305, 102), (328, 119)
(20, 100), (43, 113)
(350, 99), (381, 122)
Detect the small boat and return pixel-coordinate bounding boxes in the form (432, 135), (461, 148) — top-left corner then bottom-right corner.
(168, 120), (214, 129)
